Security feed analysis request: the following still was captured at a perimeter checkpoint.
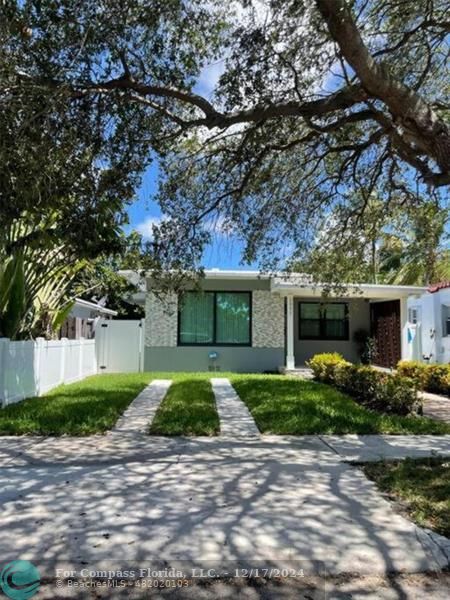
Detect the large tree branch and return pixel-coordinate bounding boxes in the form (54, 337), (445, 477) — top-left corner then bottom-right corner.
(316, 0), (450, 183)
(73, 76), (367, 129)
(79, 75), (219, 118)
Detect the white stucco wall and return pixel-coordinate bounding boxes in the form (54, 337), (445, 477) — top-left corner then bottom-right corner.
(407, 289), (450, 363)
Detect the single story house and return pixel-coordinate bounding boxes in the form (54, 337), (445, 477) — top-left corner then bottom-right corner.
(407, 282), (450, 364)
(60, 298), (118, 339)
(122, 269), (429, 372)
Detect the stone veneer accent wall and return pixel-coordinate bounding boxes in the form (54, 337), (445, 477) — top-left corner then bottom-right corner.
(145, 289), (285, 350)
(145, 292), (178, 347)
(252, 291), (285, 348)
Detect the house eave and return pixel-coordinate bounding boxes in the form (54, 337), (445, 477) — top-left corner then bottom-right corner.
(270, 281), (428, 299)
(119, 268), (428, 299)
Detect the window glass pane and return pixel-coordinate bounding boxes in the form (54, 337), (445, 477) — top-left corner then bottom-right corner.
(216, 293), (250, 344)
(299, 302), (347, 339)
(324, 320), (346, 339)
(300, 320), (321, 338)
(300, 303), (321, 319)
(179, 292), (214, 344)
(325, 304), (346, 320)
(444, 306), (450, 336)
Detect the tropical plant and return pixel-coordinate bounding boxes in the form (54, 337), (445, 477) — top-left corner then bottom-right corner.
(0, 216), (87, 339)
(378, 204), (450, 285)
(74, 232), (149, 319)
(353, 329), (378, 365)
(298, 194), (449, 287)
(0, 249), (85, 340)
(0, 253), (25, 338)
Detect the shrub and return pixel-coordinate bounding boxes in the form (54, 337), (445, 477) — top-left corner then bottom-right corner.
(397, 361), (430, 389)
(396, 361), (450, 397)
(426, 365), (450, 396)
(333, 362), (355, 391)
(371, 374), (420, 416)
(307, 353), (348, 384)
(344, 365), (383, 405)
(309, 353), (419, 415)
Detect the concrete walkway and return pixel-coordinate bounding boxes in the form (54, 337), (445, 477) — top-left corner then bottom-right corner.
(0, 435), (449, 580)
(421, 390), (450, 422)
(211, 377), (260, 437)
(112, 379), (171, 434)
(320, 434), (450, 462)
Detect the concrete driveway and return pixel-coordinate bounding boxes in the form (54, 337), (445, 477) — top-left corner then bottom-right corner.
(1, 433), (448, 593)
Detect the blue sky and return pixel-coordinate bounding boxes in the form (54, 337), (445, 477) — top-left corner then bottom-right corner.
(126, 162), (256, 269)
(125, 59), (259, 270)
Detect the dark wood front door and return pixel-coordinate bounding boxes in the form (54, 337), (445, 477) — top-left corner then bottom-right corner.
(370, 300), (401, 368)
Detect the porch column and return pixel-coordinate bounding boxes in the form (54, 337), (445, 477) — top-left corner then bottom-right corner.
(286, 294), (295, 370)
(400, 297), (409, 360)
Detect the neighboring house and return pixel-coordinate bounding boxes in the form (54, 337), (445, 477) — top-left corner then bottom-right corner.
(407, 282), (450, 364)
(60, 298), (118, 339)
(70, 298), (118, 320)
(122, 269), (428, 372)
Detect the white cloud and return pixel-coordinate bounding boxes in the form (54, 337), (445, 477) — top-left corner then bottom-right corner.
(196, 60), (225, 97)
(135, 215), (164, 240)
(194, 1), (269, 98)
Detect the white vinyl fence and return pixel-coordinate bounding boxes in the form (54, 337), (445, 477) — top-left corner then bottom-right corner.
(0, 337), (97, 407)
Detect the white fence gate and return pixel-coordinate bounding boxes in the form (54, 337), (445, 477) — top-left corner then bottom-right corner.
(95, 319), (144, 373)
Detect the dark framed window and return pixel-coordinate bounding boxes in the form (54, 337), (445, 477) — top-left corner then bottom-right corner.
(444, 306), (450, 337)
(178, 291), (251, 346)
(298, 302), (349, 341)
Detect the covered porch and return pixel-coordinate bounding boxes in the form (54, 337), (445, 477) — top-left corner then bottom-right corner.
(271, 278), (427, 370)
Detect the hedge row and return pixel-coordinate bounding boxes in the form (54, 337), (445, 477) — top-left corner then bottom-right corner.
(396, 361), (450, 397)
(307, 353), (420, 416)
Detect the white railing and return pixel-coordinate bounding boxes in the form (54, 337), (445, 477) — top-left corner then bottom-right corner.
(0, 337), (97, 407)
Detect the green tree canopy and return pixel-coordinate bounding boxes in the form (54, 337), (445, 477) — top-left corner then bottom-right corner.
(302, 194), (450, 287)
(2, 0), (449, 278)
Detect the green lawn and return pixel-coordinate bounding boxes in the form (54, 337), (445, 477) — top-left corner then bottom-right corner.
(2, 372), (448, 437)
(0, 373), (152, 436)
(149, 374), (219, 436)
(230, 374), (450, 435)
(363, 458), (450, 537)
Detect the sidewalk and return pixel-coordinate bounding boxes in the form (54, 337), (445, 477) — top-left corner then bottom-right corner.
(1, 434), (449, 576)
(1, 433), (450, 467)
(421, 390), (450, 422)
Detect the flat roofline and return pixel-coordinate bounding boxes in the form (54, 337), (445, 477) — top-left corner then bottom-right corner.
(119, 269), (428, 294)
(118, 268), (271, 282)
(203, 269), (271, 279)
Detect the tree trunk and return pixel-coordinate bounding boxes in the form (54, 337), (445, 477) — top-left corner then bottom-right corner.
(316, 0), (450, 179)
